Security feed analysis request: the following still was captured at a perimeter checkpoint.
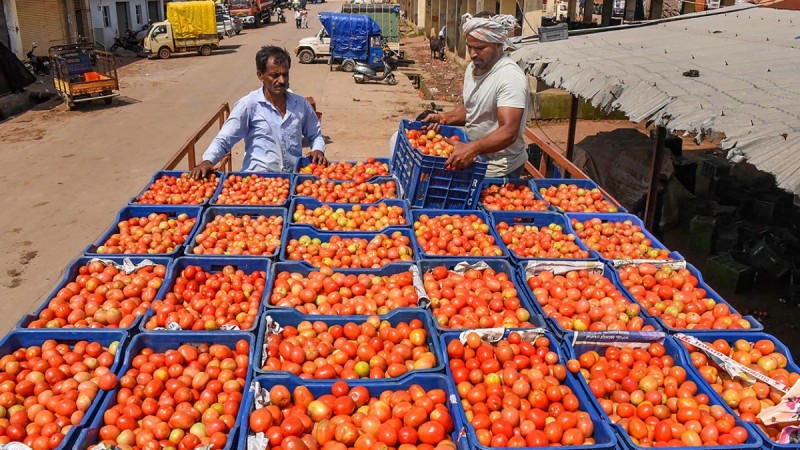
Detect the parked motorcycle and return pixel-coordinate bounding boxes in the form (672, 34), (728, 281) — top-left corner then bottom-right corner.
(277, 8), (287, 23)
(26, 43), (51, 75)
(353, 49), (397, 85)
(110, 29), (143, 53)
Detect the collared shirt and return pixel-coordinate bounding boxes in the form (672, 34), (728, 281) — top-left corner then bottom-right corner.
(202, 88), (325, 172)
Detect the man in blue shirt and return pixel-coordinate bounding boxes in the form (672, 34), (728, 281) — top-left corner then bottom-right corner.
(190, 46), (326, 179)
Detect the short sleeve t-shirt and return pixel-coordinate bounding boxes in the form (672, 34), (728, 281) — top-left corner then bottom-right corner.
(463, 56), (529, 177)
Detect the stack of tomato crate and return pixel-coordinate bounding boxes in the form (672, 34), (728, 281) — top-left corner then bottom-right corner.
(4, 120), (797, 450)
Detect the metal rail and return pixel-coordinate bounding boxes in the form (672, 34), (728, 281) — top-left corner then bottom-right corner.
(163, 103), (232, 171)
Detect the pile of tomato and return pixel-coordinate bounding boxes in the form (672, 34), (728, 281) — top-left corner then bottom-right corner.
(299, 158), (390, 182)
(96, 213), (197, 255)
(480, 183), (549, 211)
(190, 212), (284, 256)
(134, 173), (219, 205)
(496, 221), (590, 259)
(213, 174), (291, 205)
(570, 217), (672, 260)
(294, 178), (397, 203)
(292, 202), (408, 231)
(414, 213), (504, 257)
(538, 183), (620, 213)
(404, 129), (458, 157)
(284, 232), (414, 268)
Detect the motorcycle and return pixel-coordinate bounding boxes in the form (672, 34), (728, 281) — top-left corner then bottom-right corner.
(353, 48), (401, 85)
(110, 29), (143, 53)
(277, 8), (287, 23)
(26, 43), (51, 75)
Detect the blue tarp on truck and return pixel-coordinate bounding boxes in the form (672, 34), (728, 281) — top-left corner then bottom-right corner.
(318, 12), (382, 61)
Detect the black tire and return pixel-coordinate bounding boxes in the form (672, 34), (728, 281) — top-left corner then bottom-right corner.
(104, 97), (113, 105)
(387, 74), (397, 85)
(158, 47), (171, 59)
(254, 15), (261, 27)
(110, 43), (119, 52)
(298, 49), (314, 64)
(341, 60), (355, 72)
(199, 45), (212, 56)
(354, 75), (364, 84)
(265, 11), (272, 24)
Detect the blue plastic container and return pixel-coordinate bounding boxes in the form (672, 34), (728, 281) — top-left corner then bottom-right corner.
(294, 156), (392, 181)
(129, 170), (222, 206)
(479, 177), (550, 212)
(531, 178), (628, 213)
(16, 255), (172, 331)
(210, 171), (294, 208)
(565, 212), (681, 261)
(410, 209), (508, 260)
(670, 331), (799, 450)
(264, 261), (418, 313)
(279, 227), (416, 266)
(514, 260), (663, 337)
(254, 308), (443, 378)
(561, 332), (763, 450)
(292, 174), (400, 203)
(138, 256), (271, 333)
(236, 373), (469, 450)
(418, 258), (540, 333)
(184, 206), (287, 258)
(0, 329), (128, 450)
(439, 328), (618, 450)
(84, 205), (203, 257)
(489, 210), (595, 263)
(393, 120), (487, 210)
(75, 331), (255, 450)
(288, 197), (413, 232)
(607, 262), (763, 333)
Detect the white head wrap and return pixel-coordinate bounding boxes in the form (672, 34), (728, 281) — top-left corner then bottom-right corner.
(461, 13), (519, 49)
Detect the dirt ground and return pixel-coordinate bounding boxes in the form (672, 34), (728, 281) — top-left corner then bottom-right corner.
(400, 27), (464, 104)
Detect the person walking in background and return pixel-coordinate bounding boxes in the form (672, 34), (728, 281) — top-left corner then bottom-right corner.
(295, 8), (302, 28)
(300, 8), (309, 28)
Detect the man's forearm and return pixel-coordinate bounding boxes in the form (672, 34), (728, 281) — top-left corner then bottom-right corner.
(441, 105), (467, 126)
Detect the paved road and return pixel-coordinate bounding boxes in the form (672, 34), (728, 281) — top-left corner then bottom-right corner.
(0, 0), (424, 334)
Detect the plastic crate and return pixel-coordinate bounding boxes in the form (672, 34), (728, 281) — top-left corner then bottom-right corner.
(393, 120), (487, 209)
(538, 22), (568, 42)
(410, 209), (509, 260)
(0, 329), (128, 450)
(515, 260), (663, 337)
(531, 178), (628, 213)
(294, 156), (391, 181)
(489, 210), (595, 263)
(439, 328), (618, 450)
(292, 174), (400, 203)
(84, 205), (203, 257)
(129, 170), (222, 206)
(210, 171), (293, 208)
(279, 227), (416, 267)
(479, 177), (550, 212)
(254, 308), (443, 378)
(561, 332), (763, 450)
(671, 331), (800, 450)
(237, 373), (469, 450)
(138, 256), (271, 333)
(16, 255), (172, 331)
(704, 252), (756, 294)
(75, 331), (255, 450)
(418, 258), (542, 333)
(288, 197), (413, 232)
(566, 212), (681, 261)
(184, 206), (286, 258)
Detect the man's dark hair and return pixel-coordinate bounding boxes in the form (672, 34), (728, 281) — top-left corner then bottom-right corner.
(474, 11), (494, 18)
(256, 46), (291, 72)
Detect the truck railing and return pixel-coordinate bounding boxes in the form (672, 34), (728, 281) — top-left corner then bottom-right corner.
(163, 103), (233, 171)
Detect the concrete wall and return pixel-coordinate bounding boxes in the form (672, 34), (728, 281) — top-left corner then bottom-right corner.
(88, 0), (163, 49)
(2, 0), (21, 56)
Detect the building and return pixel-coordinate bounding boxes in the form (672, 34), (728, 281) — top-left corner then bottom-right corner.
(88, 0), (166, 50)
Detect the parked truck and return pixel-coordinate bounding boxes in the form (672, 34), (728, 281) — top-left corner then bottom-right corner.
(144, 1), (220, 59)
(230, 0), (275, 27)
(340, 4), (401, 56)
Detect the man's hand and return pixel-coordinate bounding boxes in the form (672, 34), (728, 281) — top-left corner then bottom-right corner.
(307, 150), (327, 165)
(190, 160), (214, 180)
(419, 112), (441, 133)
(445, 139), (478, 170)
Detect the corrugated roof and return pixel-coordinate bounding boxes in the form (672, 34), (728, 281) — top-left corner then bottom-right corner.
(512, 5), (800, 194)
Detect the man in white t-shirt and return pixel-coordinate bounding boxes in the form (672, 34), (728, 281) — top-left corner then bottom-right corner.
(420, 12), (529, 178)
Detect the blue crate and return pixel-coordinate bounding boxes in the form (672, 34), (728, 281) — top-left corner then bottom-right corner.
(292, 174), (400, 203)
(532, 178), (628, 213)
(254, 308), (443, 378)
(479, 177), (550, 212)
(410, 209), (508, 260)
(606, 262), (763, 333)
(138, 256), (271, 333)
(237, 373), (469, 450)
(265, 261), (419, 313)
(75, 331), (255, 450)
(418, 258), (543, 333)
(489, 210), (595, 262)
(561, 332), (763, 450)
(0, 329), (128, 450)
(184, 206), (287, 258)
(566, 212), (681, 261)
(439, 329), (618, 450)
(210, 171), (294, 208)
(288, 197), (413, 232)
(294, 156), (392, 180)
(84, 205), (203, 257)
(17, 255), (172, 331)
(129, 170), (222, 206)
(513, 260), (663, 337)
(670, 331), (799, 450)
(279, 227), (416, 267)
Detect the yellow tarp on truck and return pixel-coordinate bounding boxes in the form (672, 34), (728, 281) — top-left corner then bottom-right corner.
(166, 1), (217, 39)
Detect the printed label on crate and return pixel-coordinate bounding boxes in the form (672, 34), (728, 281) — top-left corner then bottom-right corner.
(570, 330), (665, 354)
(675, 333), (789, 393)
(220, 324), (240, 331)
(758, 379), (800, 426)
(152, 320), (182, 331)
(261, 316), (284, 364)
(88, 257), (158, 274)
(777, 425), (800, 443)
(458, 327), (547, 344)
(409, 265), (430, 308)
(1, 443), (33, 450)
(610, 259), (686, 270)
(247, 380), (274, 450)
(523, 260), (605, 279)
